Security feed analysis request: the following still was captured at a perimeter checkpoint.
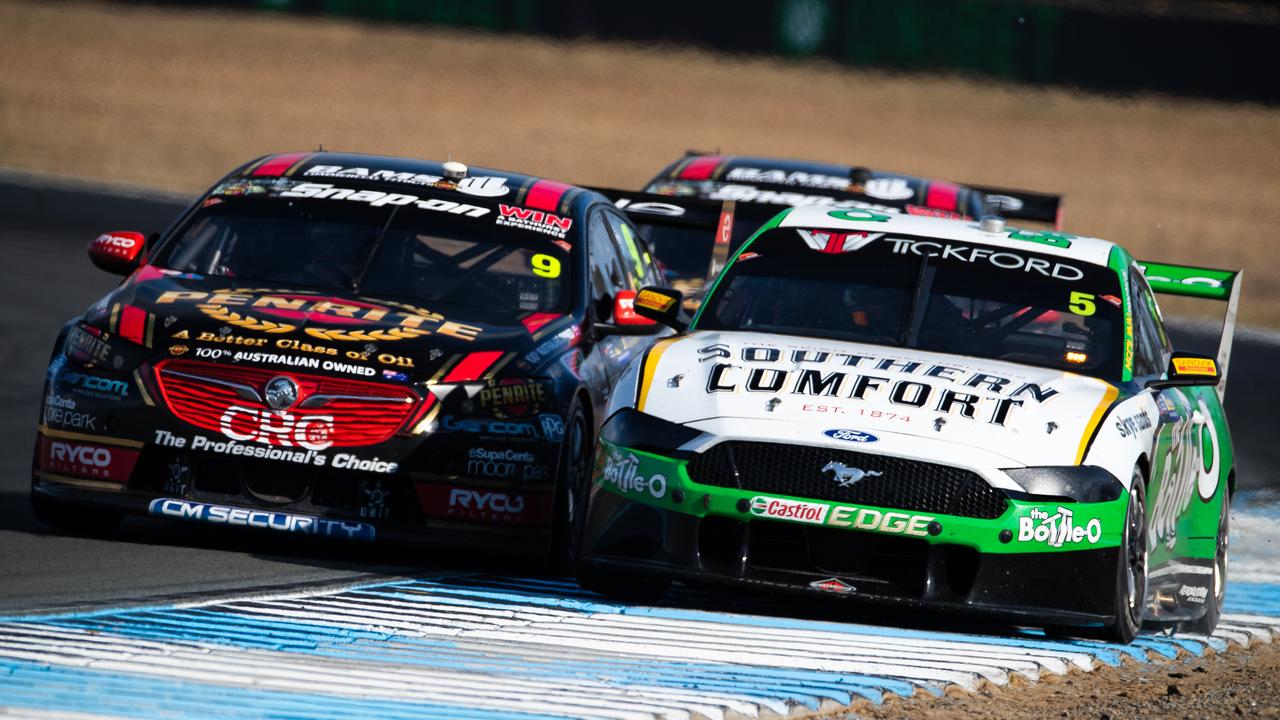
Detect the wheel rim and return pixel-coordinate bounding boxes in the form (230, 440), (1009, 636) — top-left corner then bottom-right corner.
(1125, 482), (1148, 623)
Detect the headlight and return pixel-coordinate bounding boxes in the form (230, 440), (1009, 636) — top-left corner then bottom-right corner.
(1002, 465), (1124, 503)
(64, 323), (150, 372)
(601, 407), (703, 457)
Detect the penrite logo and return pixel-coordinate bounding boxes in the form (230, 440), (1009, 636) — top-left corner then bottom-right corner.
(496, 204), (574, 239)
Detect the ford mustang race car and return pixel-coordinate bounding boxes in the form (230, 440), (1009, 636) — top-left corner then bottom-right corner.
(596, 153), (1064, 303)
(33, 152), (668, 559)
(578, 206), (1241, 642)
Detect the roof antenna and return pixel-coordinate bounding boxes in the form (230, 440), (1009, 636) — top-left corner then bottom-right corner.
(315, 143), (325, 152)
(442, 152), (468, 180)
(979, 194), (1006, 233)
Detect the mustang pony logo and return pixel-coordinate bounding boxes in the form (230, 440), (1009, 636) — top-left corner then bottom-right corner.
(822, 462), (882, 487)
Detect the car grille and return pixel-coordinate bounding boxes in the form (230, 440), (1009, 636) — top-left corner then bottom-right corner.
(154, 358), (421, 447)
(686, 440), (1008, 519)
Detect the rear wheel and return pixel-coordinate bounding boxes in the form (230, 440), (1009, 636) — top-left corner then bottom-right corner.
(1183, 486), (1229, 635)
(30, 489), (122, 537)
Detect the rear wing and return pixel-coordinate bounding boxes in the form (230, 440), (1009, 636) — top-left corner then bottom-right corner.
(964, 183), (1065, 230)
(1138, 261), (1244, 399)
(588, 187), (741, 282)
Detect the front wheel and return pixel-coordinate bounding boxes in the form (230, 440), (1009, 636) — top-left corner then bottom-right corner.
(547, 400), (591, 569)
(1100, 468), (1148, 643)
(1182, 485), (1229, 635)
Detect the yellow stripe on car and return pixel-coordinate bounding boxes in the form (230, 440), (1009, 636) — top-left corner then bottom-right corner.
(1075, 385), (1120, 464)
(637, 338), (679, 412)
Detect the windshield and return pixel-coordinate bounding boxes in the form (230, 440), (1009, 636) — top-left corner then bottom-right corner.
(153, 181), (573, 314)
(696, 227), (1124, 380)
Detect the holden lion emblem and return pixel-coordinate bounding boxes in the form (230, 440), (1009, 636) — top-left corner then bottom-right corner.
(264, 376), (299, 410)
(822, 461), (882, 488)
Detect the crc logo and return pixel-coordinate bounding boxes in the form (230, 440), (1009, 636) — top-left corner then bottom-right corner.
(823, 428), (878, 443)
(50, 441), (111, 467)
(219, 405), (333, 451)
(449, 488), (525, 514)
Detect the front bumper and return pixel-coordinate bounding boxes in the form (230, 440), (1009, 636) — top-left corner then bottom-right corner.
(581, 439), (1129, 627)
(31, 477), (550, 552)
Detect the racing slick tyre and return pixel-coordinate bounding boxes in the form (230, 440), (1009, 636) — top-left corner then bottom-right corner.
(1182, 485), (1229, 635)
(30, 490), (122, 537)
(1088, 467), (1148, 643)
(548, 400), (591, 569)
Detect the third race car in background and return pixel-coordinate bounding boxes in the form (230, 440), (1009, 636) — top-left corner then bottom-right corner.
(578, 206), (1241, 642)
(593, 152), (1064, 305)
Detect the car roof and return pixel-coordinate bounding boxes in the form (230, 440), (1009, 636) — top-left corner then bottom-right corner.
(234, 151), (606, 216)
(776, 205), (1118, 267)
(646, 153), (987, 218)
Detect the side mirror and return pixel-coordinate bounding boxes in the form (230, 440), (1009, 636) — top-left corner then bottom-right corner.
(88, 231), (146, 275)
(632, 286), (687, 331)
(1147, 352), (1220, 389)
(594, 290), (663, 337)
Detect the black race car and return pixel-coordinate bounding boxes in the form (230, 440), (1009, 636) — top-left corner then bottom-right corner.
(33, 152), (667, 558)
(596, 153), (1064, 303)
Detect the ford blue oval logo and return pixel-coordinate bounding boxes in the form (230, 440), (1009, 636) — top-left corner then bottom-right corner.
(823, 428), (878, 443)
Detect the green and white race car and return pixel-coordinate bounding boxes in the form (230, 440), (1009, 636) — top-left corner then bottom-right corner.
(575, 206), (1241, 642)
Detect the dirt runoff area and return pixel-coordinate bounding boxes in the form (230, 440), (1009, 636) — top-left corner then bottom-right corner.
(851, 639), (1280, 719)
(1, 1), (1279, 326)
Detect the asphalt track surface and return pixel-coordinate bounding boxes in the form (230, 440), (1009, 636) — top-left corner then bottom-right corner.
(2, 173), (1279, 718)
(2, 170), (1277, 612)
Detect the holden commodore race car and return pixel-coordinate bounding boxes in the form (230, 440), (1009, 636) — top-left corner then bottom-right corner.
(596, 153), (1064, 304)
(578, 205), (1241, 642)
(33, 151), (668, 558)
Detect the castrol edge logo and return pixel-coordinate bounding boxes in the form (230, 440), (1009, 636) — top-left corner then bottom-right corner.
(155, 290), (482, 343)
(749, 495), (829, 524)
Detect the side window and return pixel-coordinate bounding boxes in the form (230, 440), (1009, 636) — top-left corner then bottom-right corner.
(587, 211), (627, 320)
(1128, 267), (1166, 377)
(602, 211), (645, 290)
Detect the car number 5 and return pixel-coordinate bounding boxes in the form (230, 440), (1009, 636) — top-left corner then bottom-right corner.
(1068, 291), (1096, 316)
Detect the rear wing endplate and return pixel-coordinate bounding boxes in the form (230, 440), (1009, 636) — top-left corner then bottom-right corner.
(1138, 261), (1244, 400)
(964, 183), (1065, 230)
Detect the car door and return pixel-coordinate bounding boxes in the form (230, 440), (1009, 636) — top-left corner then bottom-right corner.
(1133, 265), (1202, 562)
(577, 208), (635, 415)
